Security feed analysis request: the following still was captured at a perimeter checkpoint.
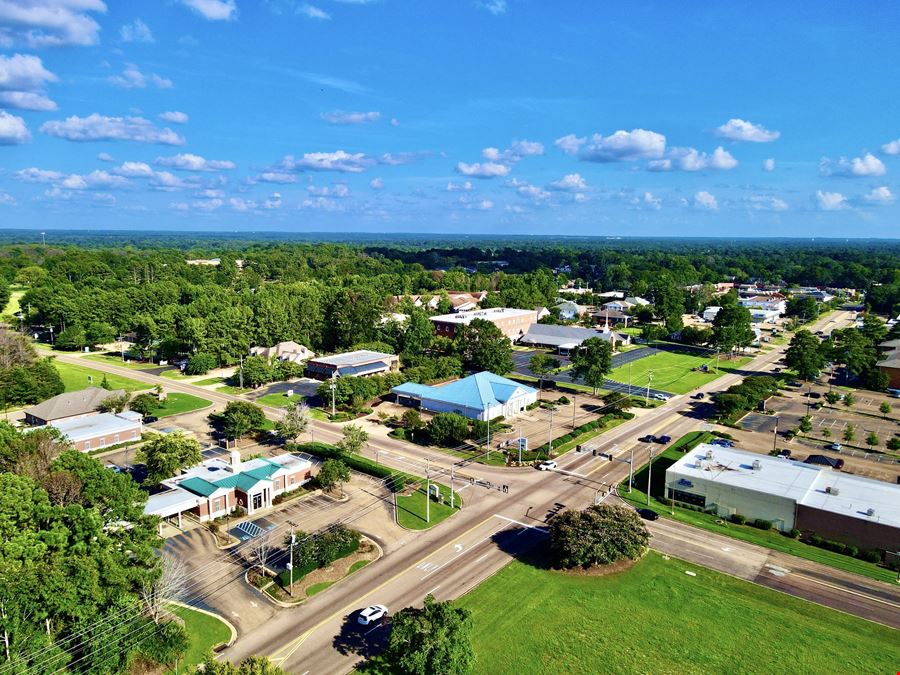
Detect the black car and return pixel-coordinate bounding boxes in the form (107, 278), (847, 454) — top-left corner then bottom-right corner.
(637, 508), (659, 521)
(655, 435), (672, 444)
(639, 435), (656, 443)
(692, 392), (705, 400)
(143, 415), (158, 423)
(808, 392), (821, 399)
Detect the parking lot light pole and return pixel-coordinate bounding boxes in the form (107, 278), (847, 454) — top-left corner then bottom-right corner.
(287, 521), (296, 597)
(548, 406), (556, 457)
(646, 446), (654, 506)
(572, 392), (577, 430)
(773, 417), (779, 453)
(645, 370), (653, 406)
(629, 446), (634, 493)
(450, 462), (455, 509)
(425, 459), (431, 524)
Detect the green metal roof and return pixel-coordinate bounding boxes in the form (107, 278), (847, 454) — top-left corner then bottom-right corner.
(179, 477), (220, 497)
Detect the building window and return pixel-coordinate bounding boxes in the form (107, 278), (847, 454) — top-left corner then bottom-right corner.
(289, 476), (295, 485)
(671, 488), (706, 508)
(113, 434), (120, 444)
(84, 440), (91, 451)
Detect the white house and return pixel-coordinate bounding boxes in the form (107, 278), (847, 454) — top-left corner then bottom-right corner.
(702, 306), (721, 322)
(739, 295), (787, 314)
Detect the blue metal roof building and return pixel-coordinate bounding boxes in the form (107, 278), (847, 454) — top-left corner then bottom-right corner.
(392, 371), (537, 421)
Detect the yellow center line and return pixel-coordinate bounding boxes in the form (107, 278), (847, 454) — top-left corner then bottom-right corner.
(270, 512), (501, 663)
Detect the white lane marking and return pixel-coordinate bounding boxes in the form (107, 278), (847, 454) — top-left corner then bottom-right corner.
(426, 585), (441, 596)
(493, 514), (549, 532)
(722, 546), (733, 552)
(765, 564), (791, 574)
(365, 623), (384, 636)
(475, 554), (488, 563)
(419, 521), (512, 581)
(685, 571), (697, 577)
(454, 544), (464, 552)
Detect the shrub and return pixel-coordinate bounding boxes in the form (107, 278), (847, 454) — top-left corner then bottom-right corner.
(185, 352), (217, 375)
(861, 549), (882, 564)
(429, 412), (470, 446)
(549, 504), (650, 568)
(331, 411), (351, 422)
(557, 396), (571, 405)
(751, 518), (773, 530)
(789, 528), (801, 539)
(730, 514), (746, 525)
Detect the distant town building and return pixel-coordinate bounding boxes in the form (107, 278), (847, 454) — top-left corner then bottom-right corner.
(51, 410), (143, 453)
(554, 300), (591, 321)
(876, 339), (900, 388)
(429, 307), (540, 341)
(518, 323), (629, 354)
(701, 306), (722, 322)
(305, 350), (399, 379)
(392, 371), (537, 421)
(666, 445), (900, 552)
(249, 341), (315, 364)
(739, 294), (787, 314)
(24, 387), (126, 426)
(186, 258), (221, 266)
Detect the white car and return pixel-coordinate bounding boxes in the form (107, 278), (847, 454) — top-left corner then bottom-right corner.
(537, 460), (558, 471)
(357, 604), (388, 626)
(651, 393), (670, 401)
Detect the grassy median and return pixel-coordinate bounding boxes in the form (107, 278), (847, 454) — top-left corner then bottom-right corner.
(54, 361), (149, 393)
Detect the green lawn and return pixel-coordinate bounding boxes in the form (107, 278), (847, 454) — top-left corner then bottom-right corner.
(619, 433), (895, 583)
(306, 580), (335, 597)
(2, 288), (24, 318)
(449, 553), (899, 675)
(54, 361), (149, 393)
(348, 560), (369, 574)
(193, 376), (224, 386)
(216, 384), (253, 395)
(166, 605), (230, 674)
(608, 350), (751, 394)
(396, 482), (462, 530)
(256, 392), (304, 408)
(82, 353), (160, 371)
(148, 393), (212, 418)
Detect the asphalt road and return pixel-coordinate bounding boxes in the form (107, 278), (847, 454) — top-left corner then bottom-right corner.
(47, 310), (899, 672)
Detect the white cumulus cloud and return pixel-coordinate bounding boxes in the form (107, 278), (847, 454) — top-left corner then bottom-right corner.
(714, 118), (780, 142)
(746, 195), (788, 211)
(455, 161), (510, 178)
(0, 109), (29, 144)
(0, 53), (58, 110)
(299, 4), (330, 19)
(255, 171), (297, 184)
(816, 190), (847, 210)
(881, 139), (900, 156)
(179, 0), (236, 21)
(119, 18), (153, 43)
(113, 161), (154, 177)
(158, 111), (188, 124)
(548, 173), (587, 191)
(762, 158), (775, 172)
(554, 133), (586, 155)
(475, 0), (506, 14)
(281, 150), (373, 173)
(446, 180), (473, 192)
(263, 192), (282, 209)
(108, 64), (172, 89)
(156, 153), (235, 171)
(0, 192), (16, 205)
(577, 128), (666, 163)
(41, 113), (185, 144)
(650, 146), (737, 172)
(369, 177), (384, 190)
(0, 0), (106, 48)
(863, 186), (894, 205)
(819, 152), (886, 177)
(320, 110), (380, 125)
(694, 191), (718, 210)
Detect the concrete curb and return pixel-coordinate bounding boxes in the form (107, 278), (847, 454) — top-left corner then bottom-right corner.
(169, 600), (238, 648)
(252, 535), (384, 608)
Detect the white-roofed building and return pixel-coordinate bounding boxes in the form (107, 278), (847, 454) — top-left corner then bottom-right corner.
(50, 410), (143, 453)
(666, 444), (900, 552)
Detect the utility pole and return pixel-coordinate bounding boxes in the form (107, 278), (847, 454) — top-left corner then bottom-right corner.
(450, 462), (455, 509)
(645, 370), (653, 406)
(773, 417), (779, 453)
(425, 458), (431, 524)
(629, 446), (634, 493)
(287, 521), (296, 597)
(647, 446), (654, 506)
(330, 374), (337, 417)
(572, 391), (577, 430)
(548, 406), (556, 457)
(238, 355), (244, 389)
(486, 416), (491, 462)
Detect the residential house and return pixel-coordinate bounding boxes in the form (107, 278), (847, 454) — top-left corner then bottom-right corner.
(24, 387), (126, 426)
(624, 296), (651, 307)
(429, 307), (540, 341)
(305, 350), (399, 379)
(249, 340), (315, 364)
(554, 300), (591, 321)
(600, 299), (635, 313)
(701, 306), (722, 322)
(392, 371), (537, 421)
(749, 308), (781, 324)
(590, 308), (631, 327)
(739, 294), (787, 314)
(51, 410), (143, 452)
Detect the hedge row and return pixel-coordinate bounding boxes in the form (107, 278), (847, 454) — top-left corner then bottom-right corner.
(530, 411), (634, 457)
(290, 441), (415, 493)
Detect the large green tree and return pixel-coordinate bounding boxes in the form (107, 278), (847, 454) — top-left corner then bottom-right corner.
(711, 304), (755, 353)
(549, 503), (650, 568)
(784, 330), (826, 381)
(384, 594), (475, 675)
(569, 337), (613, 394)
(139, 432), (202, 484)
(454, 318), (514, 375)
(529, 352), (560, 397)
(220, 401), (266, 440)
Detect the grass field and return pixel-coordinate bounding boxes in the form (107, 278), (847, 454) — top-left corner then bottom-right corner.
(193, 376), (224, 386)
(54, 361), (149, 393)
(2, 288), (24, 318)
(82, 353), (160, 371)
(608, 350), (751, 394)
(256, 392), (304, 408)
(450, 553), (899, 675)
(396, 482), (461, 530)
(216, 384), (253, 395)
(619, 433), (895, 583)
(166, 605), (230, 674)
(149, 393), (212, 417)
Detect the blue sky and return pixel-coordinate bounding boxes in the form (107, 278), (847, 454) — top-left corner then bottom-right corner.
(1, 0), (899, 236)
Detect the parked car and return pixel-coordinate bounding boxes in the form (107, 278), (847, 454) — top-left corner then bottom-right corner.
(639, 435), (657, 443)
(357, 605), (388, 626)
(777, 449), (791, 458)
(771, 367), (781, 373)
(808, 392), (821, 399)
(788, 380), (802, 387)
(636, 508), (659, 521)
(651, 393), (670, 401)
(103, 463), (124, 473)
(143, 415), (158, 423)
(710, 438), (734, 447)
(537, 460), (558, 471)
(692, 392), (705, 400)
(803, 454), (845, 470)
(656, 435), (672, 444)
(828, 442), (842, 451)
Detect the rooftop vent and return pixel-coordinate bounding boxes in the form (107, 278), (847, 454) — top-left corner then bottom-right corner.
(752, 460), (762, 471)
(825, 486), (840, 496)
(705, 449), (714, 460)
(866, 508), (875, 517)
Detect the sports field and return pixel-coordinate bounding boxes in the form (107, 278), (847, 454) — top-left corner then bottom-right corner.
(608, 350), (751, 394)
(455, 553), (899, 674)
(55, 361), (149, 393)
